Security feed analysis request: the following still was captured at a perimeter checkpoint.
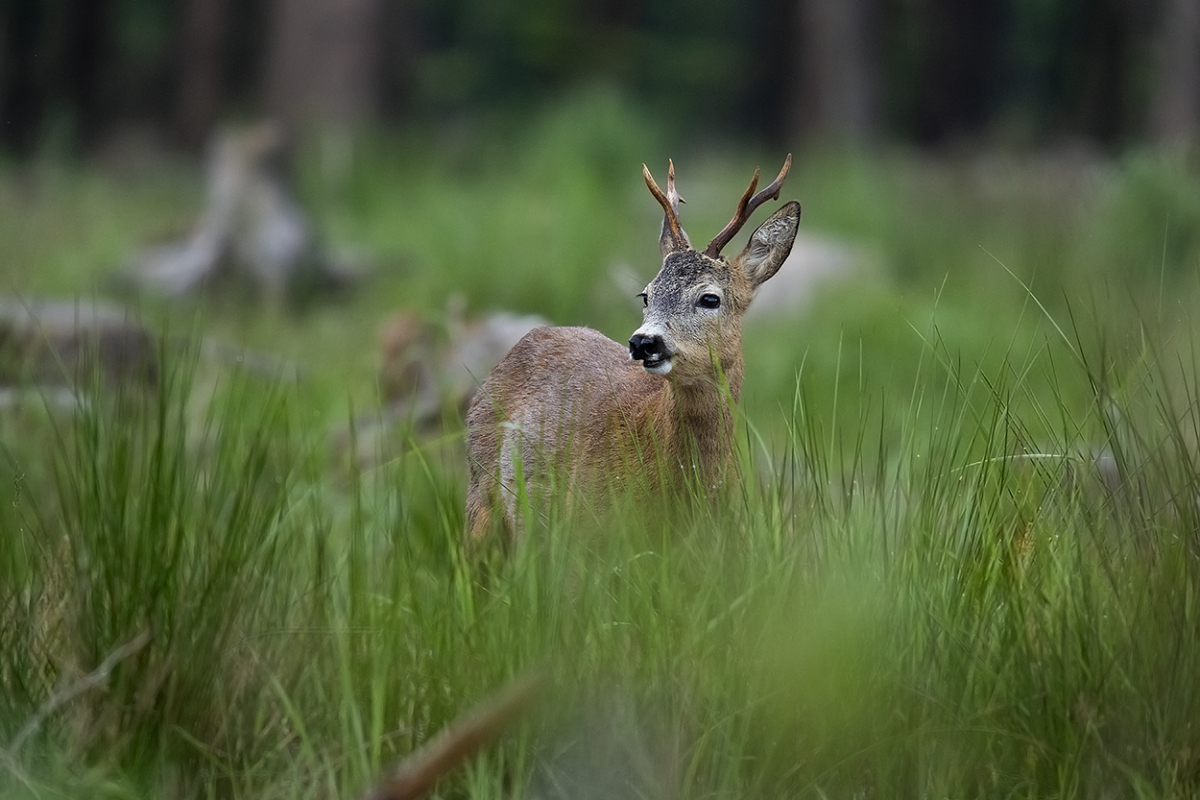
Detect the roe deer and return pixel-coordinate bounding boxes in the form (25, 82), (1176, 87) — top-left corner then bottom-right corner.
(465, 156), (800, 540)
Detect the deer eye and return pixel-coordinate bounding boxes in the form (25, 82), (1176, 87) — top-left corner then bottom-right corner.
(637, 292), (648, 307)
(698, 293), (721, 309)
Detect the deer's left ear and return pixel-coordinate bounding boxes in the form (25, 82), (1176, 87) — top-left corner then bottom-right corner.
(736, 201), (801, 289)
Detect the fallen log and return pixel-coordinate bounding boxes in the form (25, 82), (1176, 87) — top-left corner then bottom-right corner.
(0, 299), (158, 392)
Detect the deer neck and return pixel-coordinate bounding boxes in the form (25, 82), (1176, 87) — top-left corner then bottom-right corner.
(649, 354), (743, 486)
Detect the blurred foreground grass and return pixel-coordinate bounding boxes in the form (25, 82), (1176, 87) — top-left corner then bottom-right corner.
(1, 93), (1200, 798)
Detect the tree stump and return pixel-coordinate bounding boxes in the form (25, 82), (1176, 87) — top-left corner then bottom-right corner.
(123, 121), (363, 308)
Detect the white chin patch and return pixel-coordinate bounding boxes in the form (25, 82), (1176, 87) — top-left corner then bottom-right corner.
(643, 360), (672, 376)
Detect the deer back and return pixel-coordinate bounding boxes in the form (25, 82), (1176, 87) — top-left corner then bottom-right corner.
(465, 326), (674, 536)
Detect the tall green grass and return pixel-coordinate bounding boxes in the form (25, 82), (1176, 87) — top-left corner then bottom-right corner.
(1, 297), (1199, 799)
(1, 93), (1200, 798)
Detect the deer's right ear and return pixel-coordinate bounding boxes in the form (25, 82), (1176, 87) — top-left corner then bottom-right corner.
(736, 200), (801, 289)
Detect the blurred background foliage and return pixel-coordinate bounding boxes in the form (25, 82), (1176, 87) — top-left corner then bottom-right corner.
(1, 0), (1199, 444)
(0, 0), (1197, 155)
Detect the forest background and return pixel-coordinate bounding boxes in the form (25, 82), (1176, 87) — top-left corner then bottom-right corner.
(3, 2), (1200, 800)
(2, 0), (1198, 153)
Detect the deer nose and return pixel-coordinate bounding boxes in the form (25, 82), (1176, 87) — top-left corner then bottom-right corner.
(629, 333), (665, 362)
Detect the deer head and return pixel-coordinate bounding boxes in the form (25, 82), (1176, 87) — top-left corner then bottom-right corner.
(629, 156), (801, 387)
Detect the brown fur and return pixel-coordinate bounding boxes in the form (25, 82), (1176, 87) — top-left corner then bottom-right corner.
(465, 159), (801, 541)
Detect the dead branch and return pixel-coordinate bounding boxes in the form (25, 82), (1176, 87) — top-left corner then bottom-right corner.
(5, 629), (152, 758)
(361, 671), (545, 800)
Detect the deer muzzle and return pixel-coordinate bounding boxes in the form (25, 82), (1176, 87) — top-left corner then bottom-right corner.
(629, 332), (672, 375)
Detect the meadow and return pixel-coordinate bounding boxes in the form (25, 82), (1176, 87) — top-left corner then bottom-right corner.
(2, 92), (1200, 798)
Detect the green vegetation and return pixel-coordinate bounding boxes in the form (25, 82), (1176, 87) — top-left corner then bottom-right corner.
(2, 96), (1200, 798)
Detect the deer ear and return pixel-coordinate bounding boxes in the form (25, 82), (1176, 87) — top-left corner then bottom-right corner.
(736, 201), (801, 289)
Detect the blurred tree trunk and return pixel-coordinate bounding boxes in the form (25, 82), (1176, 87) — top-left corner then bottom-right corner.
(792, 0), (877, 145)
(377, 0), (420, 124)
(1149, 0), (1200, 146)
(1, 3), (41, 152)
(264, 0), (381, 134)
(176, 0), (225, 150)
(0, 10), (8, 130)
(61, 0), (109, 147)
(1071, 0), (1140, 144)
(909, 0), (1005, 144)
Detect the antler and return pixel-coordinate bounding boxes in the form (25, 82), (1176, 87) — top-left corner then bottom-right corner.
(703, 154), (793, 258)
(643, 160), (690, 255)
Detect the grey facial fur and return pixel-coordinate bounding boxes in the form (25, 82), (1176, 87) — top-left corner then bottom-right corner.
(631, 250), (741, 381)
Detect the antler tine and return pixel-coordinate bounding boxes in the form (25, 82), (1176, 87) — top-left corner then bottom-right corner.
(644, 161), (690, 255)
(703, 153), (793, 258)
(666, 159), (685, 212)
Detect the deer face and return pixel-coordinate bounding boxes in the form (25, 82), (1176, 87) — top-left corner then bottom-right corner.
(629, 249), (746, 382)
(629, 190), (801, 384)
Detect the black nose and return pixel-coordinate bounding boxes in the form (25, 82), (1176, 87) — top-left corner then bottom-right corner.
(629, 333), (665, 362)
